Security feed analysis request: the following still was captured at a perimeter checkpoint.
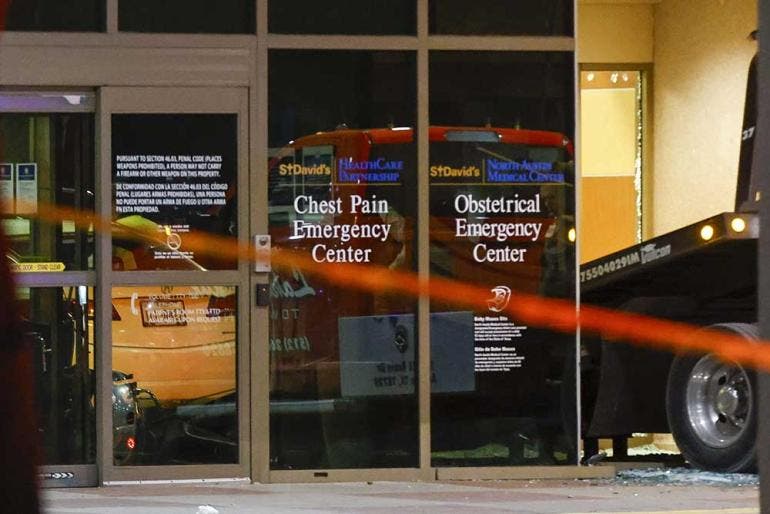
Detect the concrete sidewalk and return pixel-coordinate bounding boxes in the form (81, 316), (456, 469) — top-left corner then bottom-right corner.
(42, 475), (759, 514)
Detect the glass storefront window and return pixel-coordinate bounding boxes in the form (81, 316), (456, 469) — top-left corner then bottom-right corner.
(6, 0), (104, 32)
(118, 0), (254, 34)
(268, 50), (418, 469)
(0, 110), (95, 272)
(429, 51), (577, 467)
(111, 114), (238, 271)
(429, 0), (573, 36)
(268, 0), (415, 35)
(111, 285), (238, 465)
(22, 286), (95, 465)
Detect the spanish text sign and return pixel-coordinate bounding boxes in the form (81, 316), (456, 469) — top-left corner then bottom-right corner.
(111, 114), (238, 270)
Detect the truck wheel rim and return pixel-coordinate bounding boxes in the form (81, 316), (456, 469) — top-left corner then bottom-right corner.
(686, 354), (752, 449)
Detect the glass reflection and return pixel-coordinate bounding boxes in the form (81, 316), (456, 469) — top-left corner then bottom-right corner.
(268, 50), (418, 469)
(22, 287), (95, 465)
(429, 52), (577, 467)
(0, 113), (95, 271)
(111, 285), (237, 465)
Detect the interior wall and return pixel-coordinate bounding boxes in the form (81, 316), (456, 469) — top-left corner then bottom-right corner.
(577, 2), (654, 63)
(581, 87), (638, 176)
(577, 2), (653, 262)
(652, 0), (756, 235)
(580, 84), (639, 262)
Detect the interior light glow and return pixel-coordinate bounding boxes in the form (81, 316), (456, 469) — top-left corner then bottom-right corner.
(700, 225), (714, 241)
(567, 227), (576, 243)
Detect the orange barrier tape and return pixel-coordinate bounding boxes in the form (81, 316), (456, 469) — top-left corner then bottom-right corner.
(10, 200), (770, 371)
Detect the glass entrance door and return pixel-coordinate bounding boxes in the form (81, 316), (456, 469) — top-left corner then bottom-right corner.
(0, 92), (98, 487)
(98, 87), (250, 483)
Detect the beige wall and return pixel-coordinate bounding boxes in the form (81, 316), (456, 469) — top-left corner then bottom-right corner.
(578, 2), (654, 63)
(652, 0), (756, 234)
(581, 87), (638, 176)
(577, 0), (658, 262)
(579, 86), (640, 262)
(577, 2), (653, 261)
(579, 0), (756, 236)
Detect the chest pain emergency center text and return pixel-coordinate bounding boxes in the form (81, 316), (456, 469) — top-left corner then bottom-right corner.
(291, 194), (392, 263)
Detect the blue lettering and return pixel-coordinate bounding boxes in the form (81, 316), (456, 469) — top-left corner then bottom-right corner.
(487, 170), (530, 183)
(338, 158), (404, 172)
(486, 159), (553, 173)
(527, 171), (565, 183)
(338, 170), (401, 183)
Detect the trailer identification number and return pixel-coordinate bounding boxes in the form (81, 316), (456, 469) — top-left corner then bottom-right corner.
(581, 252), (640, 283)
(581, 243), (672, 283)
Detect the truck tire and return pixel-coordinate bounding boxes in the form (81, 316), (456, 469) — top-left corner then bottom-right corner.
(665, 323), (757, 473)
